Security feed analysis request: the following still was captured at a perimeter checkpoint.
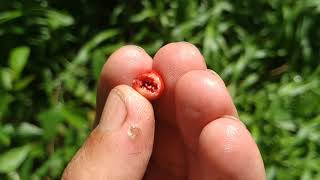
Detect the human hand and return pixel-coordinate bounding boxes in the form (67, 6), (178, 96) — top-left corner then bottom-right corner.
(62, 42), (266, 180)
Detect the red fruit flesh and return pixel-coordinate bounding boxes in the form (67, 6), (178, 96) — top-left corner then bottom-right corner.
(132, 70), (164, 101)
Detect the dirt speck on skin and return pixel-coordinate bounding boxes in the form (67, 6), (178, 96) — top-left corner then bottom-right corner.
(128, 125), (141, 139)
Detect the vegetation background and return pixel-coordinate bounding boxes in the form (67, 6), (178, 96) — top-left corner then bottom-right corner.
(0, 0), (319, 179)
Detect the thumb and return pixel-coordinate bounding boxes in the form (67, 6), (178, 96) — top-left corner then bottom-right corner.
(62, 85), (155, 180)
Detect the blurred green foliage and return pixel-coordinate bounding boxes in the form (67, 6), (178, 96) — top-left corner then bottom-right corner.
(0, 0), (319, 179)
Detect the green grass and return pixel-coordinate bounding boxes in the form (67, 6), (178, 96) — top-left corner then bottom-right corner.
(0, 0), (319, 179)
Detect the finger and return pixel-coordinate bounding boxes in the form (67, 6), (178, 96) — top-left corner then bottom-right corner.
(148, 42), (207, 178)
(196, 117), (266, 180)
(175, 70), (238, 150)
(63, 85), (155, 180)
(152, 42), (207, 125)
(96, 45), (153, 124)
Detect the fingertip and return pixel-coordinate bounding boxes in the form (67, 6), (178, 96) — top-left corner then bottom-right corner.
(206, 69), (226, 87)
(176, 70), (237, 120)
(96, 45), (153, 123)
(197, 117), (266, 180)
(153, 42), (207, 88)
(175, 70), (237, 150)
(101, 45), (153, 86)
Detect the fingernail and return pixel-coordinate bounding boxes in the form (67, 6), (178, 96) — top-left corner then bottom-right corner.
(222, 115), (239, 121)
(222, 115), (246, 128)
(207, 69), (226, 86)
(208, 69), (220, 77)
(99, 89), (127, 131)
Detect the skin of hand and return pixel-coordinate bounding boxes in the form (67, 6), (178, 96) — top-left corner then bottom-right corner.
(62, 42), (266, 180)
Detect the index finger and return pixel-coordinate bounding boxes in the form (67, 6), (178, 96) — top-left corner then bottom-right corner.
(95, 45), (153, 125)
(152, 42), (207, 125)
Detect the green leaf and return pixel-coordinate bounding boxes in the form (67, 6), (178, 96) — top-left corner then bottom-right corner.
(0, 131), (10, 146)
(266, 166), (276, 180)
(61, 105), (87, 130)
(0, 145), (31, 173)
(0, 124), (14, 146)
(9, 46), (30, 80)
(0, 93), (13, 119)
(74, 29), (119, 64)
(33, 150), (65, 178)
(129, 9), (155, 23)
(7, 171), (20, 180)
(37, 105), (64, 140)
(14, 75), (35, 90)
(0, 11), (22, 24)
(17, 122), (43, 137)
(46, 10), (74, 30)
(0, 68), (13, 90)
